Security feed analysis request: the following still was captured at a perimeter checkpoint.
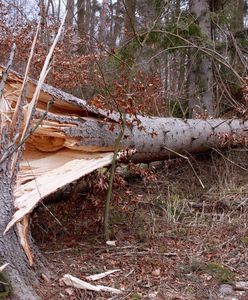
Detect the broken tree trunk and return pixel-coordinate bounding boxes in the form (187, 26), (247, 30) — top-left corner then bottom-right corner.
(1, 66), (248, 269)
(0, 160), (43, 300)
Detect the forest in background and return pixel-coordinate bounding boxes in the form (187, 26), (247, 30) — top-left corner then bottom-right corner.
(1, 0), (248, 118)
(1, 1), (248, 300)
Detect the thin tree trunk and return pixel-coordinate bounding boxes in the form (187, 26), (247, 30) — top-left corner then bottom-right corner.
(65, 0), (74, 30)
(188, 0), (214, 117)
(123, 0), (136, 41)
(99, 0), (108, 43)
(89, 0), (98, 40)
(230, 0), (245, 34)
(112, 0), (122, 46)
(77, 0), (86, 54)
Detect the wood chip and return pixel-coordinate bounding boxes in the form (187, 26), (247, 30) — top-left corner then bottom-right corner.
(0, 263), (9, 272)
(63, 274), (123, 294)
(86, 269), (121, 281)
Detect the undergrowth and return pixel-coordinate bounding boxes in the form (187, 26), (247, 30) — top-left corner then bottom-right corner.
(32, 148), (248, 299)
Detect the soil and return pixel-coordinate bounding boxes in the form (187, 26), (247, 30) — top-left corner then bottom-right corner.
(32, 150), (248, 300)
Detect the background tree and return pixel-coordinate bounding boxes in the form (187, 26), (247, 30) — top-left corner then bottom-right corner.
(65, 0), (74, 31)
(123, 0), (137, 41)
(1, 1), (248, 298)
(188, 0), (214, 116)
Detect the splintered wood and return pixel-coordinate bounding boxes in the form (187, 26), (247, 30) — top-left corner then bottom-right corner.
(5, 65), (248, 265)
(0, 66), (117, 265)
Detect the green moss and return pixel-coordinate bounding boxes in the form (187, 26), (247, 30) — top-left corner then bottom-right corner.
(144, 15), (204, 50)
(89, 268), (105, 275)
(118, 39), (140, 64)
(189, 259), (204, 272)
(110, 212), (126, 224)
(131, 292), (142, 300)
(169, 99), (189, 118)
(240, 236), (248, 245)
(0, 273), (11, 298)
(206, 263), (234, 283)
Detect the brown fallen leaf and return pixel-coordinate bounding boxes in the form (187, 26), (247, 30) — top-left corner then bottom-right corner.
(152, 268), (161, 276)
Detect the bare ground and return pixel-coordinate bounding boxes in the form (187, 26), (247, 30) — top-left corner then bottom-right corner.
(32, 149), (248, 300)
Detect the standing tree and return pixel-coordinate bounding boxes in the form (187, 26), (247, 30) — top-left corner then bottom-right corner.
(0, 49), (44, 300)
(99, 0), (108, 43)
(77, 0), (87, 54)
(65, 0), (74, 31)
(188, 0), (214, 116)
(0, 12), (67, 299)
(123, 0), (137, 41)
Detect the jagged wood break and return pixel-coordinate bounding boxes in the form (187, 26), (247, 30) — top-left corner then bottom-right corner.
(1, 66), (248, 265)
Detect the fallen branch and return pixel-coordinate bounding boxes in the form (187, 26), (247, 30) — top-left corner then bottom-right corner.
(1, 64), (248, 267)
(63, 274), (123, 294)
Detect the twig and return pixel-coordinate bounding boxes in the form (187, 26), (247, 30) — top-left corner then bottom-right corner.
(163, 145), (205, 189)
(20, 11), (67, 144)
(11, 19), (41, 134)
(104, 117), (126, 241)
(0, 43), (16, 154)
(95, 58), (127, 241)
(139, 29), (244, 84)
(0, 43), (16, 100)
(211, 147), (248, 172)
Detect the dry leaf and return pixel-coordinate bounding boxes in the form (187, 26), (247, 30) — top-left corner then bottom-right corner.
(152, 268), (161, 276)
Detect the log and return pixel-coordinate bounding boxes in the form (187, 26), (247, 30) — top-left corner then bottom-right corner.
(28, 111), (248, 162)
(3, 65), (248, 162)
(1, 66), (248, 264)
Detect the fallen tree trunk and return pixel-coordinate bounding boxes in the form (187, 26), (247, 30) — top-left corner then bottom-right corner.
(1, 66), (248, 269)
(3, 66), (248, 163)
(28, 111), (248, 162)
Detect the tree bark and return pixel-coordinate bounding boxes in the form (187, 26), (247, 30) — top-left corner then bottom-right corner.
(188, 0), (214, 117)
(77, 0), (87, 54)
(230, 0), (245, 34)
(2, 66), (248, 286)
(65, 0), (74, 31)
(3, 66), (248, 163)
(123, 0), (136, 41)
(30, 111), (248, 162)
(99, 0), (108, 43)
(0, 162), (42, 300)
(0, 118), (44, 299)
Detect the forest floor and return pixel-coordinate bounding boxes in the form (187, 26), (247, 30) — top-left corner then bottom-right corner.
(32, 149), (248, 300)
